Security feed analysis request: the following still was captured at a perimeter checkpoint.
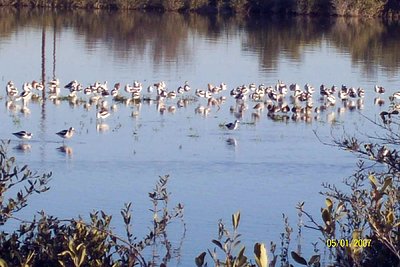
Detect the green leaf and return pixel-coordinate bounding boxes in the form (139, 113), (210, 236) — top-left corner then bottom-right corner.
(58, 250), (73, 258)
(352, 230), (361, 240)
(0, 259), (9, 267)
(24, 251), (35, 266)
(254, 243), (268, 267)
(308, 254), (320, 265)
(380, 177), (392, 193)
(195, 252), (206, 267)
(78, 245), (86, 267)
(237, 255), (248, 267)
(291, 251), (307, 265)
(386, 211), (394, 225)
(325, 198), (333, 211)
(321, 208), (331, 224)
(76, 243), (84, 252)
(368, 175), (377, 189)
(238, 246), (246, 259)
(68, 239), (76, 254)
(232, 211), (241, 230)
(21, 165), (28, 172)
(212, 240), (223, 250)
(335, 202), (345, 214)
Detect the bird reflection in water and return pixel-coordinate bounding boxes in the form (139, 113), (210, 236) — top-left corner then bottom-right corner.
(168, 105), (176, 114)
(226, 137), (238, 147)
(96, 123), (110, 132)
(20, 106), (31, 116)
(57, 145), (73, 156)
(374, 97), (385, 106)
(6, 100), (18, 112)
(13, 143), (32, 152)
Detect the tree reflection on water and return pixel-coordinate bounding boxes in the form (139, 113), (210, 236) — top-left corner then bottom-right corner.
(0, 8), (399, 76)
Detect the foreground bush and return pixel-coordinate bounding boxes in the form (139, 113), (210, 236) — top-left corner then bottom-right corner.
(0, 141), (184, 266)
(196, 111), (400, 267)
(0, 0), (399, 17)
(307, 110), (400, 266)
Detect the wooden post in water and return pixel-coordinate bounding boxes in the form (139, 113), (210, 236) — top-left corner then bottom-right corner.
(39, 21), (47, 162)
(53, 17), (56, 80)
(41, 25), (46, 101)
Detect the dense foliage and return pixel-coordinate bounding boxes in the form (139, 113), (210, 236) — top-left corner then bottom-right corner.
(0, 147), (184, 267)
(196, 109), (400, 266)
(0, 0), (399, 17)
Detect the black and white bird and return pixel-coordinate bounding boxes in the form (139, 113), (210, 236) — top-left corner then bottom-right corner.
(97, 107), (110, 121)
(56, 127), (75, 140)
(12, 131), (33, 140)
(374, 85), (385, 94)
(225, 120), (240, 130)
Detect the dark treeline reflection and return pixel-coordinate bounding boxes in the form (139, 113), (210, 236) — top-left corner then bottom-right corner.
(244, 16), (400, 75)
(1, 8), (400, 75)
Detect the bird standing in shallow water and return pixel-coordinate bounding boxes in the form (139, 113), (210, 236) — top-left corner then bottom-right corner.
(225, 120), (240, 130)
(13, 131), (32, 140)
(56, 127), (75, 141)
(97, 107), (110, 121)
(374, 85), (385, 94)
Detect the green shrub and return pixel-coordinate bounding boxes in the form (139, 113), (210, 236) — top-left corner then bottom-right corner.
(298, 112), (400, 266)
(0, 142), (184, 266)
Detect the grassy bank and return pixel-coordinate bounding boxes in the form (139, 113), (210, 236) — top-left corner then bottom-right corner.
(0, 0), (400, 18)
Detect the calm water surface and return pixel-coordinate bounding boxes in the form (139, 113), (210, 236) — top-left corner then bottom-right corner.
(1, 9), (400, 265)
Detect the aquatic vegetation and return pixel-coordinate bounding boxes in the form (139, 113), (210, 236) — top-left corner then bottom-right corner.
(0, 143), (185, 266)
(196, 211), (321, 267)
(0, 140), (51, 226)
(300, 113), (400, 266)
(196, 211), (272, 267)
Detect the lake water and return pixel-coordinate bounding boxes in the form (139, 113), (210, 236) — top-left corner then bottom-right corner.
(1, 8), (400, 265)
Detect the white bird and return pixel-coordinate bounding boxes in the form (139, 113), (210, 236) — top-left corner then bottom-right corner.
(184, 81), (191, 92)
(357, 87), (365, 98)
(374, 85), (385, 94)
(327, 94), (336, 105)
(48, 78), (60, 87)
(167, 91), (177, 99)
(32, 80), (44, 91)
(177, 86), (184, 94)
(97, 107), (110, 120)
(6, 81), (18, 97)
(124, 84), (134, 93)
(132, 81), (142, 92)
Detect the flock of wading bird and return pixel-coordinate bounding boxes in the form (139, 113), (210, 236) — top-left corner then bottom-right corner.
(4, 78), (400, 149)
